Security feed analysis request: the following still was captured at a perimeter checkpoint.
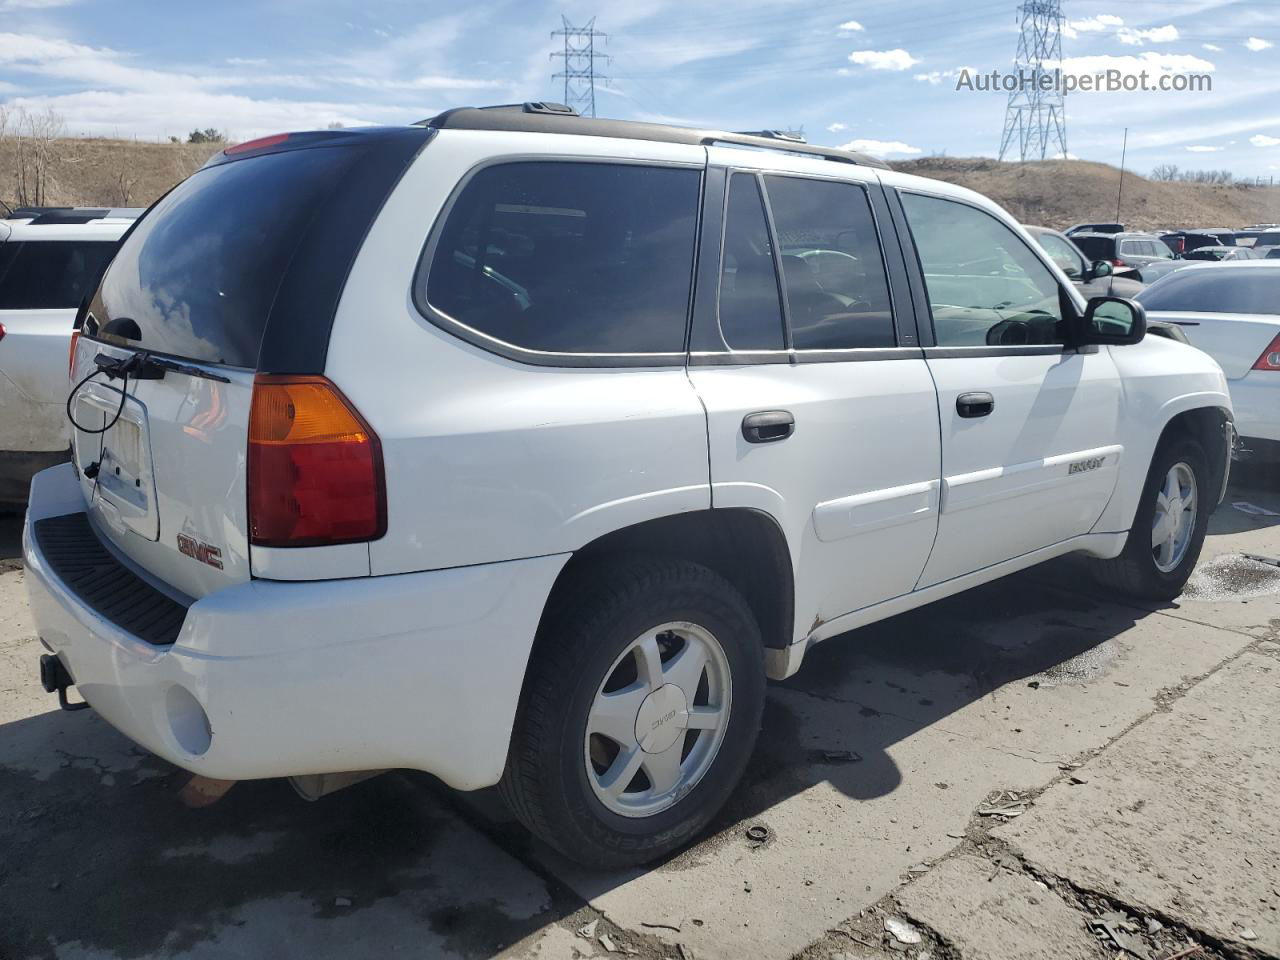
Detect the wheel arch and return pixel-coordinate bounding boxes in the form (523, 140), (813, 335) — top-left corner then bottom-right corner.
(1094, 395), (1233, 536)
(541, 508), (795, 653)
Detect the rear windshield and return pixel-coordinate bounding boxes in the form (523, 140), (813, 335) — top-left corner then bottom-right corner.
(0, 241), (117, 309)
(87, 146), (358, 367)
(1137, 269), (1280, 314)
(1072, 236), (1114, 260)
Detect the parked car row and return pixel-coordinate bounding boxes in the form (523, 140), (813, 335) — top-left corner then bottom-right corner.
(5, 105), (1276, 868)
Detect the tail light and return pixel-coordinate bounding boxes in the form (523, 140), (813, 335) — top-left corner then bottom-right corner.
(67, 330), (80, 378)
(1111, 258), (1127, 268)
(247, 375), (386, 547)
(0, 323), (5, 342)
(1253, 332), (1280, 371)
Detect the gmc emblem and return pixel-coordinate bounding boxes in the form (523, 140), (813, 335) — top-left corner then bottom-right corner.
(177, 533), (224, 570)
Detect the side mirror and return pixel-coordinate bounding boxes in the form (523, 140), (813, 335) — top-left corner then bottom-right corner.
(1090, 259), (1113, 280)
(1078, 296), (1146, 346)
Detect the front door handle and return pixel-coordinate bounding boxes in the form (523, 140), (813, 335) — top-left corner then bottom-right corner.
(956, 392), (995, 419)
(742, 410), (795, 443)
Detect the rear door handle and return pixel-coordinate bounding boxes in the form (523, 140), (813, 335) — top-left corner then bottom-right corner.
(956, 392), (995, 419)
(742, 410), (795, 443)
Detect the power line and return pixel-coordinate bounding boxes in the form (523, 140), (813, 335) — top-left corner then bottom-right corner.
(999, 0), (1068, 162)
(551, 16), (610, 117)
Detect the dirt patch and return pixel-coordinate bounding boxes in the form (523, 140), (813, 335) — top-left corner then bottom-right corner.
(1182, 554), (1280, 603)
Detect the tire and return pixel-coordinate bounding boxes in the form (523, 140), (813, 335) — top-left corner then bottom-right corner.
(499, 557), (766, 868)
(1091, 435), (1212, 601)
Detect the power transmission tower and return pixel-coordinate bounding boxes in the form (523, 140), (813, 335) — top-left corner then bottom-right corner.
(998, 1), (1068, 162)
(551, 16), (610, 117)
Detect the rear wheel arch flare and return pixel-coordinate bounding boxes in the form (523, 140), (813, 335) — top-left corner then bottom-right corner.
(538, 508), (795, 652)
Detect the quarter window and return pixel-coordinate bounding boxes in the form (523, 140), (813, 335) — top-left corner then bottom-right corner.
(901, 192), (1065, 347)
(425, 161), (701, 356)
(0, 241), (118, 310)
(764, 175), (895, 349)
(718, 173), (786, 351)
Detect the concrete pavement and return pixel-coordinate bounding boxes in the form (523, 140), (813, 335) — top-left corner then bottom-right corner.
(1, 466), (1277, 960)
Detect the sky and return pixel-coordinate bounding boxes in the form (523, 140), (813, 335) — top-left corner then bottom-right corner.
(1, 0), (1279, 177)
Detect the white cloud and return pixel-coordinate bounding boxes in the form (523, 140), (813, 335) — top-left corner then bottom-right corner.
(915, 65), (977, 85)
(837, 20), (864, 32)
(1056, 52), (1216, 77)
(1203, 43), (1223, 52)
(1117, 25), (1179, 46)
(1245, 37), (1274, 52)
(1186, 145), (1224, 152)
(839, 137), (922, 157)
(1251, 134), (1280, 147)
(1064, 14), (1124, 39)
(3, 88), (417, 141)
(847, 48), (919, 71)
(826, 122), (847, 132)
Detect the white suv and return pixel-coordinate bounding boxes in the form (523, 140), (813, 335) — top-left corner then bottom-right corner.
(25, 105), (1233, 867)
(0, 208), (140, 504)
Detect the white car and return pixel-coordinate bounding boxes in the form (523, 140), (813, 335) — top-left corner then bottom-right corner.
(24, 106), (1233, 867)
(1138, 261), (1280, 462)
(0, 208), (139, 504)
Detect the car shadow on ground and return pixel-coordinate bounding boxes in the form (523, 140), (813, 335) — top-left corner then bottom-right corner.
(2, 474), (1275, 958)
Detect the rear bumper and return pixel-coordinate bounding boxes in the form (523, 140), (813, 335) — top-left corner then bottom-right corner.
(1228, 372), (1279, 444)
(24, 463), (568, 789)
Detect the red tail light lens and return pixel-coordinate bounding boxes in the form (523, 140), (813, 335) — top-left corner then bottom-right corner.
(225, 133), (290, 156)
(247, 375), (385, 547)
(1253, 332), (1280, 371)
(67, 330), (80, 378)
(1112, 258), (1127, 268)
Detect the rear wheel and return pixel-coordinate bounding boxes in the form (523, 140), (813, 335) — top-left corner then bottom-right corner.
(499, 558), (765, 868)
(1091, 436), (1211, 601)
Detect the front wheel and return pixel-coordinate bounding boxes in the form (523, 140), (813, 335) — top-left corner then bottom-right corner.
(499, 558), (765, 868)
(1090, 436), (1212, 601)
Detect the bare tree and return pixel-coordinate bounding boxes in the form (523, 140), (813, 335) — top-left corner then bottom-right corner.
(14, 107), (65, 206)
(1150, 163), (1180, 182)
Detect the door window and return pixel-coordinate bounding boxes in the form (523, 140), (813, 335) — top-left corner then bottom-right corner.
(901, 193), (1065, 347)
(763, 175), (895, 350)
(426, 161), (701, 356)
(1035, 232), (1085, 279)
(718, 173), (786, 351)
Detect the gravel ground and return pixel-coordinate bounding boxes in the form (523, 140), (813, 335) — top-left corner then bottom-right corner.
(1, 466), (1277, 960)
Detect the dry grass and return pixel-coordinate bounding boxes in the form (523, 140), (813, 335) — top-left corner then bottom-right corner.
(890, 156), (1280, 231)
(3, 138), (1279, 233)
(0, 137), (220, 210)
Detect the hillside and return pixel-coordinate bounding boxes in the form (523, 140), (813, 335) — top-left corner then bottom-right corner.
(890, 157), (1280, 231)
(0, 137), (219, 210)
(4, 137), (1280, 233)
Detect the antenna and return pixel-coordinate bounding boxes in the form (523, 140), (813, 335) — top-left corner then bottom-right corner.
(998, 1), (1068, 162)
(551, 16), (610, 118)
(1115, 126), (1129, 225)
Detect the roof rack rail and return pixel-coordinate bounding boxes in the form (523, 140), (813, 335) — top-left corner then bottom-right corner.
(733, 130), (806, 143)
(417, 104), (888, 170)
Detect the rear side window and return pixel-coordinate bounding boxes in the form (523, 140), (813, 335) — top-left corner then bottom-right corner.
(1073, 236), (1114, 260)
(0, 241), (117, 310)
(718, 173), (785, 351)
(765, 175), (894, 350)
(90, 146), (359, 367)
(425, 161), (700, 356)
(1137, 270), (1280, 314)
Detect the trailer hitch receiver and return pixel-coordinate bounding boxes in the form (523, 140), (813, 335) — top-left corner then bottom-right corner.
(39, 654), (91, 712)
